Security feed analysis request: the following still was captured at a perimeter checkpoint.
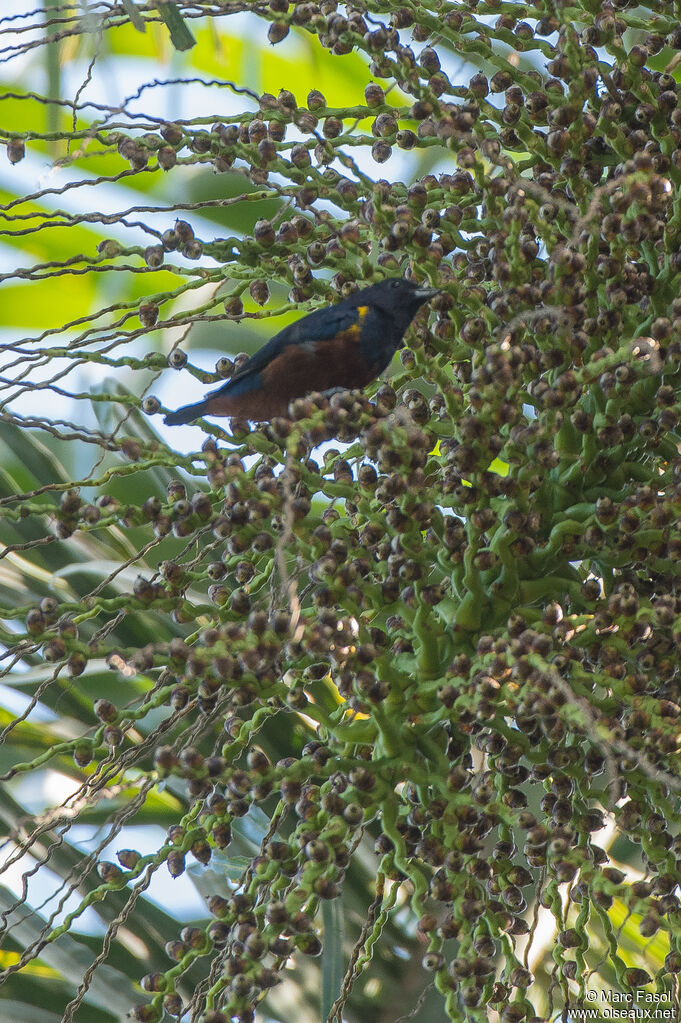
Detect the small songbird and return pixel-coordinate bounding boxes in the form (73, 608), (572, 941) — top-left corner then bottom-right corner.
(164, 276), (439, 425)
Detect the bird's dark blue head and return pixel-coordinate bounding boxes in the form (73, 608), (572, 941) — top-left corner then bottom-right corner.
(350, 276), (440, 335)
(338, 276), (440, 374)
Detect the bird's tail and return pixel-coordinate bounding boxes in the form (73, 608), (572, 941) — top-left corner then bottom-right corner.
(164, 400), (207, 426)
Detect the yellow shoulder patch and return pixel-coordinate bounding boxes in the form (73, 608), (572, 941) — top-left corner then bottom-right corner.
(333, 306), (369, 344)
(337, 323), (362, 342)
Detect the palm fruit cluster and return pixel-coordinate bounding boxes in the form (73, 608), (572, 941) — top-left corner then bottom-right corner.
(6, 1), (681, 1021)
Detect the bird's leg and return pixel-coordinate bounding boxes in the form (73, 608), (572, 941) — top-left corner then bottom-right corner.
(319, 386), (347, 399)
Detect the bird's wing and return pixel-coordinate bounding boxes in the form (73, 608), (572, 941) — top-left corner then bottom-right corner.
(218, 301), (371, 397)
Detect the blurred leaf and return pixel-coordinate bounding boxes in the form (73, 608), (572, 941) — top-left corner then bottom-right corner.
(0, 277), (98, 329)
(188, 22), (381, 107)
(121, 0), (146, 33)
(0, 887), (139, 1014)
(488, 457), (510, 476)
(0, 424), (71, 489)
(185, 167), (282, 234)
(322, 899), (344, 1021)
(608, 900), (669, 969)
(0, 1000), (64, 1023)
(156, 1), (197, 51)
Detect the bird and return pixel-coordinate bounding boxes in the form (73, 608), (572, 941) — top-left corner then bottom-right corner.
(163, 276), (439, 425)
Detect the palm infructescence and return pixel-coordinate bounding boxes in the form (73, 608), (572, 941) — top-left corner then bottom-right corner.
(0, 4), (680, 1023)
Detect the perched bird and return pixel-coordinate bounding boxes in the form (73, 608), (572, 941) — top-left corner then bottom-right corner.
(164, 276), (439, 425)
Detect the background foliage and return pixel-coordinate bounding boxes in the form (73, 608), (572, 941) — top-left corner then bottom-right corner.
(1, 1), (681, 1021)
